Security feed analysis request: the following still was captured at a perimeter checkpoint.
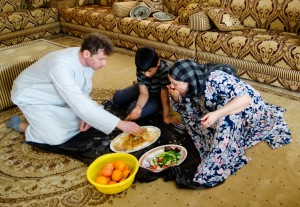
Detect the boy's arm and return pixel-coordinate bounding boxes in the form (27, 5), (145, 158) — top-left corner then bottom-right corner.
(125, 84), (149, 121)
(136, 84), (149, 108)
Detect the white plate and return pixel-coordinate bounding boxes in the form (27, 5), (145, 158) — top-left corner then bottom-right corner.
(110, 126), (161, 153)
(130, 5), (151, 20)
(153, 12), (175, 21)
(139, 144), (187, 173)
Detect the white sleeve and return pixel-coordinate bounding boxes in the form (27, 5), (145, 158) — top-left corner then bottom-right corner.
(48, 64), (120, 135)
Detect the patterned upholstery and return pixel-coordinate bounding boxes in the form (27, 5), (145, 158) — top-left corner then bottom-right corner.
(163, 0), (226, 16)
(60, 6), (118, 31)
(27, 0), (51, 9)
(0, 0), (26, 13)
(195, 28), (300, 90)
(226, 0), (300, 33)
(117, 17), (196, 49)
(94, 0), (132, 7)
(0, 0), (60, 47)
(57, 0), (299, 92)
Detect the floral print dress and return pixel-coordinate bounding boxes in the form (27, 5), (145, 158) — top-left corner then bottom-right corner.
(171, 70), (292, 187)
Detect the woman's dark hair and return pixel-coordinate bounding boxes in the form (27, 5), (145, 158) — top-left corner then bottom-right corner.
(80, 33), (113, 56)
(135, 47), (159, 72)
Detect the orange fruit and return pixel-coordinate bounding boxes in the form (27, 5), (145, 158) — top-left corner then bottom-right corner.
(108, 180), (117, 185)
(103, 163), (114, 171)
(114, 160), (127, 171)
(106, 176), (111, 183)
(95, 176), (108, 185)
(97, 169), (105, 176)
(109, 161), (116, 169)
(102, 167), (113, 177)
(111, 169), (123, 182)
(119, 177), (126, 182)
(124, 164), (130, 171)
(123, 169), (131, 179)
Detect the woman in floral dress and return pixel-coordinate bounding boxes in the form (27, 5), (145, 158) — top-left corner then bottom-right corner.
(168, 59), (292, 187)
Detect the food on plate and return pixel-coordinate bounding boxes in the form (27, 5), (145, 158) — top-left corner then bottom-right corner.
(113, 128), (158, 151)
(95, 160), (132, 185)
(144, 146), (182, 170)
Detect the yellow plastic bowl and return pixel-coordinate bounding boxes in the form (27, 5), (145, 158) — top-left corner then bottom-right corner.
(86, 153), (139, 194)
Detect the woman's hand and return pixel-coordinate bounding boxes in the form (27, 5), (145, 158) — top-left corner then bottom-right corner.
(163, 115), (181, 125)
(167, 85), (180, 102)
(79, 120), (91, 132)
(200, 95), (252, 128)
(200, 112), (219, 128)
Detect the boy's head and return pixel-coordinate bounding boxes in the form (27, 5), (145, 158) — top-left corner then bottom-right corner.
(135, 47), (159, 75)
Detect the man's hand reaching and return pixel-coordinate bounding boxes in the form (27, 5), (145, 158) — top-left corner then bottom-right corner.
(117, 120), (141, 135)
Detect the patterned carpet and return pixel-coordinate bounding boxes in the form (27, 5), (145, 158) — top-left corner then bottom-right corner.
(1, 35), (300, 207)
(0, 89), (132, 206)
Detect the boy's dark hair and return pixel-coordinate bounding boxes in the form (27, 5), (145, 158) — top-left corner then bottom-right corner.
(80, 33), (113, 56)
(135, 47), (159, 72)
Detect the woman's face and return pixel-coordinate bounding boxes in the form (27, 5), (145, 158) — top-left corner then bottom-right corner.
(168, 75), (189, 95)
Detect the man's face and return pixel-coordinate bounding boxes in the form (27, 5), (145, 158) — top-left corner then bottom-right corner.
(85, 50), (108, 71)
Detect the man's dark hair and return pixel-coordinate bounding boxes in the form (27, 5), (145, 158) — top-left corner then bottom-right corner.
(80, 33), (113, 56)
(135, 47), (159, 72)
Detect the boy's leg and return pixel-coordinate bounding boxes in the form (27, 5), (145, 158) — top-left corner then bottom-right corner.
(112, 84), (139, 107)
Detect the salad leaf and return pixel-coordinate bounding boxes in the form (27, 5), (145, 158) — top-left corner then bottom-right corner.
(147, 147), (182, 169)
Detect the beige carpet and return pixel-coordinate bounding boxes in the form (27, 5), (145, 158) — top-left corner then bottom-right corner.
(0, 36), (299, 207)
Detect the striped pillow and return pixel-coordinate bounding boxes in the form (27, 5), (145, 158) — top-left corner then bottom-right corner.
(112, 1), (138, 17)
(188, 11), (212, 31)
(179, 3), (203, 24)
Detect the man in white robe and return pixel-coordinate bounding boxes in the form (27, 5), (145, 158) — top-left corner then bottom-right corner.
(7, 33), (141, 145)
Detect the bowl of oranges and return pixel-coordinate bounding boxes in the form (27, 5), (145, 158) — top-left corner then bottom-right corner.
(86, 153), (139, 194)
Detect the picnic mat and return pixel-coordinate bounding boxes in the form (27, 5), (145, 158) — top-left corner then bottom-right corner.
(27, 100), (201, 183)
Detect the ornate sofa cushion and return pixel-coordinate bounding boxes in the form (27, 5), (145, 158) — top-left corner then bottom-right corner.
(27, 0), (50, 9)
(76, 0), (94, 6)
(117, 17), (196, 49)
(112, 1), (137, 17)
(179, 3), (202, 24)
(195, 28), (300, 91)
(143, 0), (163, 13)
(206, 7), (244, 31)
(0, 8), (59, 34)
(95, 0), (132, 7)
(163, 0), (226, 17)
(0, 0), (27, 13)
(59, 5), (118, 31)
(226, 0), (300, 33)
(188, 11), (211, 31)
(195, 28), (300, 71)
